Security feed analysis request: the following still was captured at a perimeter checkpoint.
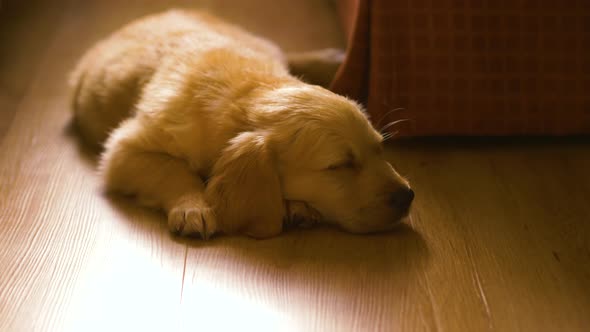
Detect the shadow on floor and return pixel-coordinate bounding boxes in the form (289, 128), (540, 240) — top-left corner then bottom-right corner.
(63, 118), (101, 166)
(108, 188), (429, 282)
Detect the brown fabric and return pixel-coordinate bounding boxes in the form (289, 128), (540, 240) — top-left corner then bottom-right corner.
(332, 0), (370, 104)
(331, 0), (590, 136)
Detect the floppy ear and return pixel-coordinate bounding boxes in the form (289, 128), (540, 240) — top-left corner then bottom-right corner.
(205, 131), (285, 238)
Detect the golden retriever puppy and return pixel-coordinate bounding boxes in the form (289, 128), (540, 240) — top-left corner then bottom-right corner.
(70, 9), (414, 239)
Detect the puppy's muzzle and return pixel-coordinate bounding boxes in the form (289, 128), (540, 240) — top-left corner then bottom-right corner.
(389, 187), (415, 214)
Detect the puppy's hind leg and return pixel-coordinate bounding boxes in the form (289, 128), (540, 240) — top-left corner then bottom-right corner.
(100, 119), (216, 239)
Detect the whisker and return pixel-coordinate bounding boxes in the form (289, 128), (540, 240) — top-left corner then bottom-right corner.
(376, 108), (406, 128)
(382, 130), (399, 143)
(380, 118), (412, 133)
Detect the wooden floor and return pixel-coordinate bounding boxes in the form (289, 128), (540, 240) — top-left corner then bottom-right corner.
(1, 1), (590, 331)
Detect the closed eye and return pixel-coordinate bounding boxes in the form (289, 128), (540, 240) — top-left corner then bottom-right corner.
(326, 159), (356, 171)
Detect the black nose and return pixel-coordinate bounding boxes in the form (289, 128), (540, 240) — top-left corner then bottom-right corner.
(390, 188), (415, 211)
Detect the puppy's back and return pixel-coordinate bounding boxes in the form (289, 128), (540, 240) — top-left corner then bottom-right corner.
(70, 9), (286, 147)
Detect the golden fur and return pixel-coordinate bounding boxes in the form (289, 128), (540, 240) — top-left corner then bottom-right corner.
(70, 9), (413, 239)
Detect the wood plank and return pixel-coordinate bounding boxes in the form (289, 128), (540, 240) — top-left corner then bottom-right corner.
(390, 140), (590, 331)
(181, 225), (429, 331)
(0, 2), (187, 331)
(0, 0), (65, 143)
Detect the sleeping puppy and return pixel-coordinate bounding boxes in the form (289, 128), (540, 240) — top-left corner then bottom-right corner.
(70, 9), (414, 239)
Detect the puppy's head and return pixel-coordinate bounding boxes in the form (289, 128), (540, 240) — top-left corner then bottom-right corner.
(206, 84), (413, 237)
(267, 85), (414, 233)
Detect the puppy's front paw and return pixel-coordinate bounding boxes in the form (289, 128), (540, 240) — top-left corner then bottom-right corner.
(168, 197), (217, 239)
(285, 201), (322, 228)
